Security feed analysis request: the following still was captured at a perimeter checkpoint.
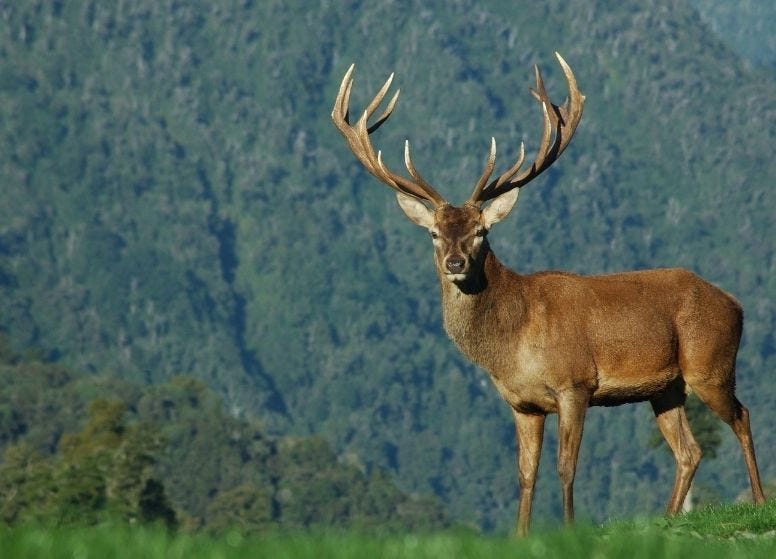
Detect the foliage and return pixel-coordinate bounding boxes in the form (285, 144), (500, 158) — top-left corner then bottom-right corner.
(0, 348), (446, 532)
(0, 0), (774, 532)
(0, 399), (176, 527)
(689, 0), (776, 70)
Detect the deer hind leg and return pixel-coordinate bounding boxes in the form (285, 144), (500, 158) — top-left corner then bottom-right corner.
(651, 391), (702, 515)
(687, 382), (766, 504)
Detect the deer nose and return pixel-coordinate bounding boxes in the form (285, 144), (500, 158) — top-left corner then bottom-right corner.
(446, 257), (466, 274)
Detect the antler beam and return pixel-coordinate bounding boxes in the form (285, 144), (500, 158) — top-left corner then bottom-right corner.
(467, 52), (585, 206)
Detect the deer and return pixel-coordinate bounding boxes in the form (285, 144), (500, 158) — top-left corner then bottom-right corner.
(331, 53), (767, 535)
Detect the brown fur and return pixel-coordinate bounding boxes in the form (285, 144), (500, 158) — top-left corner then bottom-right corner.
(423, 204), (766, 535)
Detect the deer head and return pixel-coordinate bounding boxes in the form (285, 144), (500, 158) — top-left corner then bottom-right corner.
(395, 195), (517, 284)
(331, 53), (585, 285)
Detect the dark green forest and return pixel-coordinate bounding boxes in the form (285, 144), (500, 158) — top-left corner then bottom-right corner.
(0, 342), (445, 531)
(0, 0), (773, 533)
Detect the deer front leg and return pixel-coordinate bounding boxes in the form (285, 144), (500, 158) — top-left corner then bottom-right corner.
(513, 410), (546, 536)
(556, 391), (589, 526)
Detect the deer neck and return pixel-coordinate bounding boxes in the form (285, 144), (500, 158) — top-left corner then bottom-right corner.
(438, 246), (524, 369)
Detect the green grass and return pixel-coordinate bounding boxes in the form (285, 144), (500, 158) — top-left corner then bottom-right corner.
(1, 501), (774, 558)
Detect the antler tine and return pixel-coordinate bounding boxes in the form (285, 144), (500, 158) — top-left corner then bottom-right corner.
(553, 52), (585, 155)
(368, 89), (400, 134)
(468, 137), (497, 205)
(468, 53), (585, 206)
(493, 141), (526, 189)
(364, 72), (394, 120)
(331, 64), (447, 208)
(334, 64), (355, 123)
(509, 100), (554, 184)
(363, 74), (400, 133)
(404, 140), (438, 194)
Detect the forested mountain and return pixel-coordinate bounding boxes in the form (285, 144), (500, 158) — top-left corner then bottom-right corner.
(0, 0), (773, 532)
(0, 344), (445, 530)
(689, 0), (776, 70)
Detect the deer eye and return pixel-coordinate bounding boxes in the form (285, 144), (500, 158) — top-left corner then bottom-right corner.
(474, 228), (487, 237)
(430, 230), (439, 240)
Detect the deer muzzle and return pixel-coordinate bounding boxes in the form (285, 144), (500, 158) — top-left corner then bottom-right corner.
(445, 256), (467, 275)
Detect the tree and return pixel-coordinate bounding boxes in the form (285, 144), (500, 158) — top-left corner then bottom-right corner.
(0, 399), (176, 527)
(0, 442), (53, 524)
(206, 483), (274, 533)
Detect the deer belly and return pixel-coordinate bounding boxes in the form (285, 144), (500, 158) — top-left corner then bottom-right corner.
(591, 366), (681, 406)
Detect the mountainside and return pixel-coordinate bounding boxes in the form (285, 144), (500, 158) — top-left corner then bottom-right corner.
(1, 0), (773, 531)
(690, 0), (776, 70)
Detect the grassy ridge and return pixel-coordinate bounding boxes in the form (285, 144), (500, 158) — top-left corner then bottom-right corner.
(2, 501), (774, 558)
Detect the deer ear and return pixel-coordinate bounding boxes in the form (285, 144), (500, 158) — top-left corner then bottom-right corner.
(396, 192), (435, 229)
(481, 187), (520, 226)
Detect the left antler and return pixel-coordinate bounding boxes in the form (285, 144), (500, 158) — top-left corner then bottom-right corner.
(467, 52), (585, 206)
(331, 64), (448, 208)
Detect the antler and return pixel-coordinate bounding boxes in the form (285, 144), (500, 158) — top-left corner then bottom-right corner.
(331, 64), (448, 208)
(467, 52), (585, 206)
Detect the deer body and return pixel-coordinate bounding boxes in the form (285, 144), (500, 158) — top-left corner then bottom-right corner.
(439, 248), (741, 414)
(331, 54), (766, 535)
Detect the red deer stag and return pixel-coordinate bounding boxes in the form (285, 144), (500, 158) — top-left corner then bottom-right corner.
(331, 53), (767, 535)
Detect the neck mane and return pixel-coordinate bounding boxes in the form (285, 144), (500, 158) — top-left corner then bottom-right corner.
(438, 247), (524, 370)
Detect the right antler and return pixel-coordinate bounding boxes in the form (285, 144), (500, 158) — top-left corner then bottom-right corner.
(331, 64), (448, 208)
(467, 53), (585, 206)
